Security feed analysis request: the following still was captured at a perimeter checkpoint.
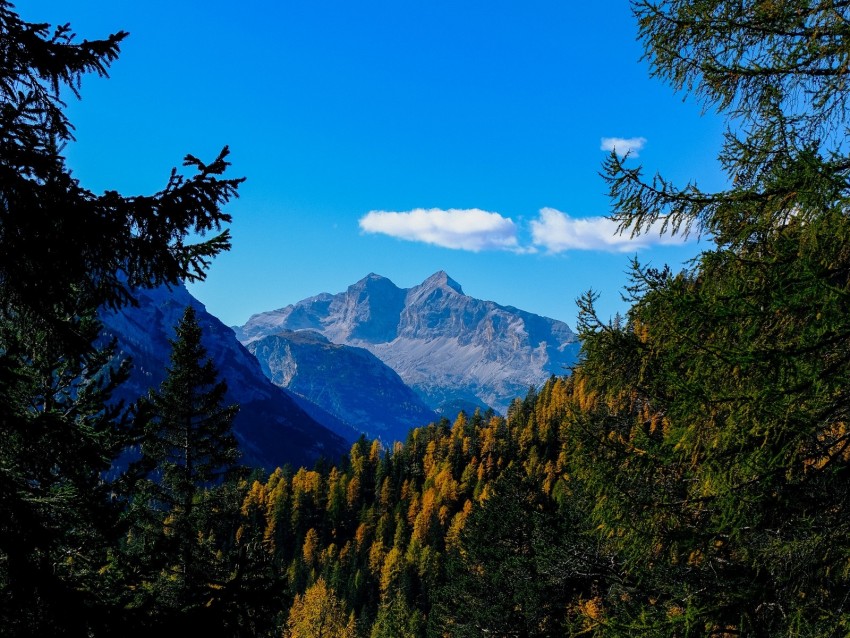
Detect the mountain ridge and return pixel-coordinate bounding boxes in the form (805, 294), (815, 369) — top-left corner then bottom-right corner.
(237, 272), (580, 414)
(247, 329), (437, 443)
(100, 283), (350, 471)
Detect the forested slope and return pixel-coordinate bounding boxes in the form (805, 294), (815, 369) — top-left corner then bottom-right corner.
(4, 1), (850, 636)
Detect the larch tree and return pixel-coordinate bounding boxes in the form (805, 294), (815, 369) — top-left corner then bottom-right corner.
(571, 0), (850, 634)
(284, 578), (356, 638)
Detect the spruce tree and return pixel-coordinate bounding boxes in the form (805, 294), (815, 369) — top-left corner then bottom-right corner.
(137, 306), (240, 566)
(125, 306), (241, 629)
(0, 3), (241, 633)
(0, 315), (131, 636)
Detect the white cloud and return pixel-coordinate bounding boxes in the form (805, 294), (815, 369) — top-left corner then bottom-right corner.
(359, 208), (521, 252)
(359, 206), (689, 255)
(600, 136), (647, 157)
(530, 207), (688, 253)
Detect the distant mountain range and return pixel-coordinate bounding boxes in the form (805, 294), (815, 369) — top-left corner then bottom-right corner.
(100, 283), (349, 471)
(247, 330), (437, 443)
(236, 271), (580, 414)
(99, 272), (580, 470)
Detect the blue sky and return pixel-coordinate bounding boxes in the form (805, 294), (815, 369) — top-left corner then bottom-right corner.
(26, 0), (725, 329)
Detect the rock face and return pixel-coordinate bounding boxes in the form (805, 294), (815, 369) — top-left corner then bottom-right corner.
(236, 272), (580, 414)
(247, 330), (437, 443)
(100, 283), (349, 471)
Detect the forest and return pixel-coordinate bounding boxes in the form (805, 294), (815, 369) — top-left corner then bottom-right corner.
(2, 0), (850, 636)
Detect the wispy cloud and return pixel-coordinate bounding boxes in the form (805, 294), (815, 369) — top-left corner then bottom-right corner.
(600, 136), (647, 157)
(530, 207), (688, 253)
(359, 208), (521, 252)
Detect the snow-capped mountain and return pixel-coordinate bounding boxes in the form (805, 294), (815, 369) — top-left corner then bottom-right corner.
(247, 330), (437, 443)
(100, 283), (349, 471)
(236, 271), (580, 414)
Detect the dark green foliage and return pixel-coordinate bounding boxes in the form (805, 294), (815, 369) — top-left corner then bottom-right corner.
(0, 2), (240, 634)
(371, 593), (424, 638)
(0, 1), (239, 345)
(137, 306), (240, 507)
(571, 232), (850, 634)
(0, 314), (130, 636)
(572, 1), (850, 634)
(429, 469), (598, 637)
(122, 306), (243, 628)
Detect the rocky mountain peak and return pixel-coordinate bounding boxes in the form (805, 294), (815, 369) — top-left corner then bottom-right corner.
(348, 272), (398, 293)
(418, 270), (464, 295)
(238, 272), (580, 414)
(338, 272), (406, 343)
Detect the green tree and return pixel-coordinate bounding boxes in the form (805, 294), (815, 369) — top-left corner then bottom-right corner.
(0, 316), (131, 636)
(126, 306), (241, 623)
(0, 3), (241, 633)
(139, 306), (240, 524)
(0, 3), (237, 340)
(431, 469), (594, 638)
(571, 0), (850, 634)
(370, 593), (424, 638)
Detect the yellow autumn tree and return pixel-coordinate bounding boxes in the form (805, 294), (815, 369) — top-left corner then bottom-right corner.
(283, 578), (356, 638)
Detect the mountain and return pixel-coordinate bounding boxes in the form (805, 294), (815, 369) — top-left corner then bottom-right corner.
(247, 330), (437, 443)
(100, 283), (349, 471)
(236, 271), (580, 414)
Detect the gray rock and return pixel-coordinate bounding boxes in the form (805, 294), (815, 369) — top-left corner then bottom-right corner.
(237, 271), (580, 414)
(248, 330), (437, 444)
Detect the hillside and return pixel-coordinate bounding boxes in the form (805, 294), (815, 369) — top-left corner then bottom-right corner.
(100, 283), (349, 470)
(248, 329), (437, 443)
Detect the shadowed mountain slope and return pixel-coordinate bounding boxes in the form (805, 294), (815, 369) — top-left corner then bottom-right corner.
(101, 283), (349, 471)
(248, 330), (437, 443)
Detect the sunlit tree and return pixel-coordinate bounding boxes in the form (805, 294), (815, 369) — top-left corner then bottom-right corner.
(284, 578), (356, 638)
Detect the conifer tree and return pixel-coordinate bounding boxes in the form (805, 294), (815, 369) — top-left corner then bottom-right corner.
(370, 593), (423, 638)
(571, 1), (850, 634)
(284, 578), (356, 638)
(0, 3), (241, 634)
(132, 306), (240, 582)
(0, 316), (131, 636)
(431, 469), (588, 637)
